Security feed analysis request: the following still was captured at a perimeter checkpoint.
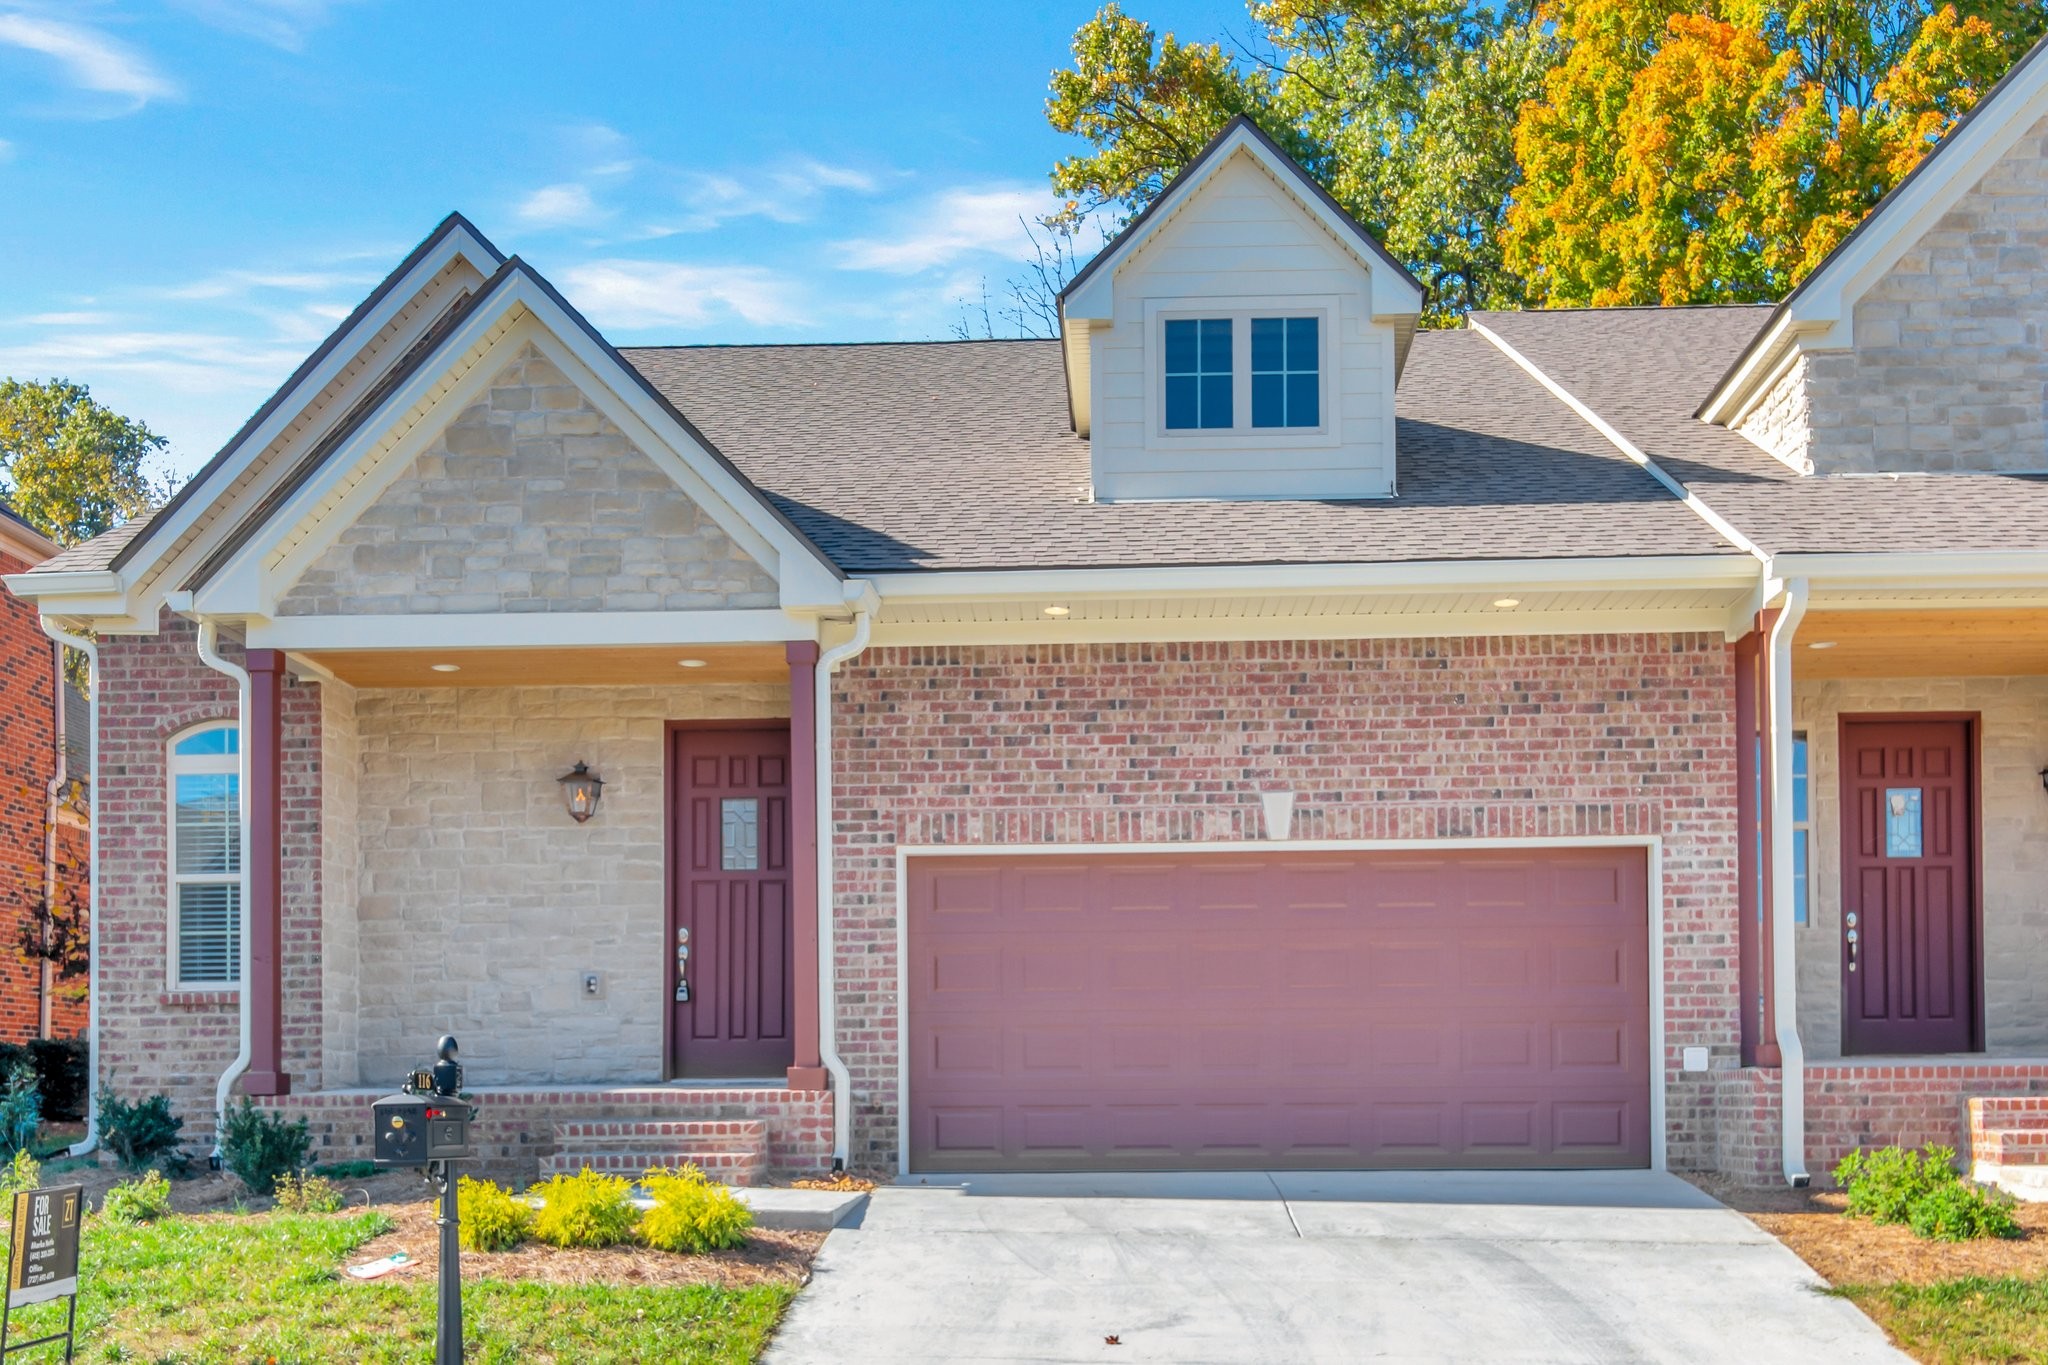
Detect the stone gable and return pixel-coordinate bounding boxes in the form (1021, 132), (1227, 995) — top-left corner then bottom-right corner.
(1798, 113), (2048, 474)
(277, 345), (779, 616)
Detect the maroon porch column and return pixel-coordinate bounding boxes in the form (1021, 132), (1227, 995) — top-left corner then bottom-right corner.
(243, 649), (291, 1096)
(785, 641), (827, 1091)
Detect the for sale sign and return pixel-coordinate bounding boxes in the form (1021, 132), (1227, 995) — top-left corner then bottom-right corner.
(6, 1186), (80, 1308)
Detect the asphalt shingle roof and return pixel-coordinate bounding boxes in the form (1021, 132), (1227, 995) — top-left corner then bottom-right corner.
(32, 519), (146, 573)
(621, 330), (1738, 573)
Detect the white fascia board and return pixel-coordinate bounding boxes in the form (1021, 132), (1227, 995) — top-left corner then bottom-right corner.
(1774, 550), (2048, 589)
(871, 606), (1734, 648)
(2, 569), (122, 601)
(111, 227), (500, 598)
(1061, 321), (1093, 439)
(870, 554), (1759, 604)
(246, 609), (812, 652)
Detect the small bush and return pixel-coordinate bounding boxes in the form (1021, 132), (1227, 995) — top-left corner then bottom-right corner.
(639, 1165), (753, 1254)
(26, 1039), (87, 1121)
(272, 1170), (343, 1214)
(101, 1170), (173, 1224)
(0, 1064), (39, 1156)
(1907, 1181), (2022, 1242)
(97, 1091), (185, 1173)
(1836, 1144), (1959, 1224)
(458, 1176), (533, 1252)
(0, 1150), (39, 1197)
(219, 1098), (310, 1197)
(530, 1168), (638, 1248)
(312, 1160), (381, 1181)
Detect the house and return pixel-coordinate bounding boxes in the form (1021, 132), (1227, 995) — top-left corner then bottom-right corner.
(0, 503), (88, 1046)
(16, 42), (2048, 1189)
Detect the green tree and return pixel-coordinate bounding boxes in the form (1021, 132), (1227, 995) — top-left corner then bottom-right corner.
(0, 379), (173, 546)
(1046, 1), (1554, 323)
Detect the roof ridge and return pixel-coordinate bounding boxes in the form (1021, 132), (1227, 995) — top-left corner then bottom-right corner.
(622, 337), (1058, 353)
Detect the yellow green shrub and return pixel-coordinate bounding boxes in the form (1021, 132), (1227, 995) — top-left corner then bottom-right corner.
(639, 1165), (753, 1254)
(530, 1168), (637, 1249)
(458, 1175), (534, 1252)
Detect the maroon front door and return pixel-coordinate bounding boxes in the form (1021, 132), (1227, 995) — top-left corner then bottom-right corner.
(670, 727), (794, 1078)
(1840, 717), (1978, 1056)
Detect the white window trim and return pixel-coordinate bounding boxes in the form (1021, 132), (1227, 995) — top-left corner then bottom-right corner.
(166, 722), (244, 993)
(1142, 295), (1342, 453)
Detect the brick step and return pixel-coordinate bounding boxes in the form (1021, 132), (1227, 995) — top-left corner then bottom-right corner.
(1974, 1128), (2048, 1164)
(539, 1149), (765, 1186)
(552, 1118), (768, 1149)
(1970, 1097), (2048, 1127)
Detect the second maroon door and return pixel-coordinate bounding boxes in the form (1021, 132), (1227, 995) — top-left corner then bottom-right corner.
(670, 727), (794, 1078)
(1840, 717), (1978, 1056)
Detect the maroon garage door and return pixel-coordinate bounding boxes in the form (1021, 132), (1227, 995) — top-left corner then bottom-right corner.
(906, 848), (1651, 1172)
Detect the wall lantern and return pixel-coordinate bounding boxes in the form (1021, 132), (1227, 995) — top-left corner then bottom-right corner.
(558, 761), (605, 823)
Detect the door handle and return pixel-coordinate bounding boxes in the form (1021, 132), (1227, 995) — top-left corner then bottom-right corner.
(1845, 911), (1858, 974)
(675, 927), (691, 1002)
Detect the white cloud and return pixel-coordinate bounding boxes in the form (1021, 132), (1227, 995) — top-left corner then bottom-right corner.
(559, 261), (808, 330)
(156, 267), (381, 302)
(0, 327), (305, 390)
(172, 0), (358, 52)
(13, 310), (118, 326)
(834, 187), (1056, 274)
(516, 182), (605, 229)
(0, 12), (178, 113)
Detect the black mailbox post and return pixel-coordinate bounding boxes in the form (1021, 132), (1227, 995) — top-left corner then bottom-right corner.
(372, 1036), (471, 1365)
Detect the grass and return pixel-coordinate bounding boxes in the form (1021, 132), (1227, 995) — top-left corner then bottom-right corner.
(1833, 1275), (2048, 1364)
(2, 1209), (795, 1364)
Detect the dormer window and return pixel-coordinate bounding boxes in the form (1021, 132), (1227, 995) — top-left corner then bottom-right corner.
(1151, 303), (1330, 444)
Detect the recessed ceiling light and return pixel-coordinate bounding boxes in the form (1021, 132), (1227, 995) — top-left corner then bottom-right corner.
(1042, 605), (1071, 617)
(1808, 641), (1838, 650)
(678, 658), (709, 668)
(1492, 597), (1521, 609)
(430, 663), (460, 673)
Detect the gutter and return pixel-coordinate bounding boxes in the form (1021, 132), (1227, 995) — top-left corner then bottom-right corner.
(192, 617), (253, 1158)
(1766, 579), (1812, 1186)
(814, 582), (877, 1170)
(37, 621), (97, 1158)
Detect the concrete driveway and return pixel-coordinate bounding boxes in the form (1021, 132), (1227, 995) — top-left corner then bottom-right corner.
(766, 1170), (1903, 1364)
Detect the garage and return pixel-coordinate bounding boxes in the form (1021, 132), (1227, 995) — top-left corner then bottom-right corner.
(905, 847), (1652, 1172)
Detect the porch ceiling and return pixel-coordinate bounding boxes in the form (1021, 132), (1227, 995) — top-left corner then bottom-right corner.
(1800, 609), (2048, 679)
(296, 642), (788, 688)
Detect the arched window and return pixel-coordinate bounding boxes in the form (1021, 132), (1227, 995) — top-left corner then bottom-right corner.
(168, 723), (241, 989)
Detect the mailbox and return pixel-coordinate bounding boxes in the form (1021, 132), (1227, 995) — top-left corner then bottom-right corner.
(372, 1035), (474, 1167)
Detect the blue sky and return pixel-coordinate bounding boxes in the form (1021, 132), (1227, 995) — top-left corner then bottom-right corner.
(0, 1), (1247, 478)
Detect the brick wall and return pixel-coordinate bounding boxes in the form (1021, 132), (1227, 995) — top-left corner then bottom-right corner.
(95, 612), (322, 1141)
(1718, 1063), (2048, 1183)
(277, 344), (777, 617)
(1793, 676), (2048, 1057)
(0, 551), (85, 1044)
(830, 636), (1740, 1172)
(1798, 112), (2048, 474)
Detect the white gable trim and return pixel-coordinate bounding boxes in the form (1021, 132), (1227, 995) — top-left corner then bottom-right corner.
(1062, 130), (1424, 325)
(194, 272), (845, 619)
(1701, 39), (2048, 424)
(108, 221), (505, 608)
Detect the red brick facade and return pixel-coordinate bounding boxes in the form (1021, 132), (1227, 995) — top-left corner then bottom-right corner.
(0, 550), (86, 1045)
(829, 636), (1741, 1172)
(94, 613), (321, 1137)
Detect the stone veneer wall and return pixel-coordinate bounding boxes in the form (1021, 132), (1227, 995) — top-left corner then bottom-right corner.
(277, 344), (778, 616)
(96, 613), (324, 1140)
(1800, 111), (2048, 474)
(1731, 355), (1813, 473)
(829, 636), (1740, 1173)
(1792, 676), (2048, 1058)
(347, 683), (787, 1087)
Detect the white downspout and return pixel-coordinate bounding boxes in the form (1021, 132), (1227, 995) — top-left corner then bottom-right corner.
(38, 621), (97, 1157)
(193, 618), (253, 1158)
(40, 636), (66, 1042)
(1767, 578), (1811, 1186)
(815, 586), (874, 1170)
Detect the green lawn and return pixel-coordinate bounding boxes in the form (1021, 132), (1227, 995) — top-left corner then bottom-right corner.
(2, 1210), (794, 1364)
(1834, 1276), (2048, 1364)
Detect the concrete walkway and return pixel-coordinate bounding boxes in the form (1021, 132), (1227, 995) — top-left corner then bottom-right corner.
(766, 1170), (1904, 1364)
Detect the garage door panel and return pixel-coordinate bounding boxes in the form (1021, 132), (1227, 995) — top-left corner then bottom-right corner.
(907, 848), (1650, 1172)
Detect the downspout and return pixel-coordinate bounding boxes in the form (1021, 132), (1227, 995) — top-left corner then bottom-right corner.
(1766, 578), (1811, 1186)
(37, 622), (96, 1157)
(815, 584), (875, 1170)
(193, 618), (253, 1159)
(40, 635), (66, 1041)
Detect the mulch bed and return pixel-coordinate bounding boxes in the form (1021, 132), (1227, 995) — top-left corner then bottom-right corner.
(1690, 1174), (2048, 1286)
(350, 1201), (825, 1288)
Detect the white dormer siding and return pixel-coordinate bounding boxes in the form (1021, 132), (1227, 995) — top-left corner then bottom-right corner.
(1060, 120), (1423, 503)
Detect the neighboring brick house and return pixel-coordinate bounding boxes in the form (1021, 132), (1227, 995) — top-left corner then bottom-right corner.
(0, 505), (86, 1045)
(19, 40), (2048, 1189)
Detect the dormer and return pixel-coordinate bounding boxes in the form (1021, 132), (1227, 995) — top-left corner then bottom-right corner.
(1059, 116), (1424, 501)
